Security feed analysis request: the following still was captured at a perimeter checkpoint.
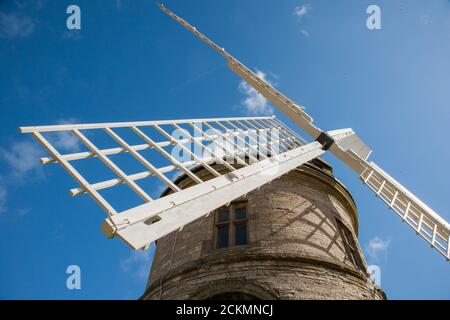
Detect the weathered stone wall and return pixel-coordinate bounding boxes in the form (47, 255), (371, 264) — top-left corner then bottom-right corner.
(141, 160), (385, 300)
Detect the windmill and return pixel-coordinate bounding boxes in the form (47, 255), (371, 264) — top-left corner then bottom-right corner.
(20, 3), (450, 267)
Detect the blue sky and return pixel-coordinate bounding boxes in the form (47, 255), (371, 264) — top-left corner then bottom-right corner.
(1, 0), (449, 299)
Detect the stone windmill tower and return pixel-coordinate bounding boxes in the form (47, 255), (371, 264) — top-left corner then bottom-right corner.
(20, 5), (449, 300)
(141, 159), (385, 300)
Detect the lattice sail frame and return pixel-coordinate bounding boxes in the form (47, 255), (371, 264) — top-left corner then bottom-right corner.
(18, 4), (450, 261)
(157, 4), (450, 261)
(20, 116), (322, 250)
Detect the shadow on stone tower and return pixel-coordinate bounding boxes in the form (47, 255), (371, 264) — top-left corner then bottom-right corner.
(141, 159), (385, 300)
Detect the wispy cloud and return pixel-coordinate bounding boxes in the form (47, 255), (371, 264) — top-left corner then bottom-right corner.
(0, 12), (35, 39)
(239, 70), (274, 116)
(120, 248), (154, 280)
(0, 140), (44, 183)
(0, 119), (81, 186)
(115, 0), (123, 10)
(0, 121), (78, 215)
(420, 14), (433, 25)
(47, 119), (82, 152)
(293, 4), (311, 20)
(300, 29), (310, 37)
(366, 236), (390, 260)
(0, 140), (44, 216)
(51, 132), (81, 152)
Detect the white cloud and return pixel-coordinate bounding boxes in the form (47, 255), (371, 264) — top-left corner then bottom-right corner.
(0, 140), (44, 215)
(293, 4), (311, 20)
(0, 140), (44, 182)
(0, 12), (35, 38)
(51, 131), (81, 152)
(0, 118), (79, 216)
(120, 248), (154, 280)
(239, 70), (274, 116)
(46, 119), (82, 152)
(366, 236), (390, 260)
(300, 29), (310, 37)
(420, 14), (433, 25)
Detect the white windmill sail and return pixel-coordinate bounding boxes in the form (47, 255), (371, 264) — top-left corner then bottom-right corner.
(159, 4), (450, 260)
(20, 116), (332, 250)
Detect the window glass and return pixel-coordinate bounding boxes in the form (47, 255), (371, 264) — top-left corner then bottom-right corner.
(217, 225), (229, 248)
(215, 203), (248, 249)
(235, 207), (247, 220)
(235, 223), (248, 246)
(337, 220), (364, 271)
(218, 209), (230, 223)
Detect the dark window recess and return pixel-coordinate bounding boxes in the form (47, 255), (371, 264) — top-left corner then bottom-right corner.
(235, 207), (247, 220)
(217, 225), (229, 249)
(235, 223), (248, 246)
(215, 204), (248, 249)
(218, 209), (230, 223)
(337, 220), (365, 271)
